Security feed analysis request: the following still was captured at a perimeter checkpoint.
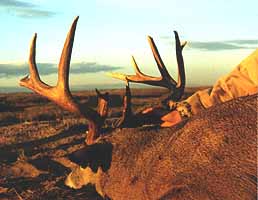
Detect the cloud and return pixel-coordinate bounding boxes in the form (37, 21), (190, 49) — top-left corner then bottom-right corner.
(161, 36), (257, 51)
(0, 0), (34, 8)
(188, 40), (257, 51)
(0, 0), (55, 18)
(0, 62), (122, 77)
(226, 40), (258, 45)
(14, 8), (55, 18)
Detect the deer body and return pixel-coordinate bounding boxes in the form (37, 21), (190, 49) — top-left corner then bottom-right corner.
(65, 94), (257, 200)
(19, 17), (257, 199)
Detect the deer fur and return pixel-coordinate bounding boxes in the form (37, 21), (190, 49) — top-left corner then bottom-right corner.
(65, 94), (257, 200)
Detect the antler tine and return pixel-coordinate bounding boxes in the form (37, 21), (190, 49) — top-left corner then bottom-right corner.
(57, 16), (79, 92)
(131, 56), (162, 80)
(28, 33), (40, 81)
(95, 88), (109, 119)
(131, 56), (146, 77)
(20, 33), (50, 90)
(163, 31), (187, 101)
(106, 55), (162, 84)
(147, 36), (177, 86)
(174, 31), (186, 91)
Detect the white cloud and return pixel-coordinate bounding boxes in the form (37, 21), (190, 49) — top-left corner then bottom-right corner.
(0, 0), (55, 18)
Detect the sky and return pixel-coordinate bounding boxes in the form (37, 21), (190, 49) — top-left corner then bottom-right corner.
(0, 0), (257, 91)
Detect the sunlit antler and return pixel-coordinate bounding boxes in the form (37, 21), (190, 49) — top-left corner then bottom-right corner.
(19, 16), (108, 145)
(108, 31), (186, 101)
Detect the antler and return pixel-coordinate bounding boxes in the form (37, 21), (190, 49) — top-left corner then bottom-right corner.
(19, 16), (108, 145)
(108, 31), (186, 101)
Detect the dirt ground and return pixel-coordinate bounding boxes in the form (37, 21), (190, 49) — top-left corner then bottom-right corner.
(0, 87), (202, 199)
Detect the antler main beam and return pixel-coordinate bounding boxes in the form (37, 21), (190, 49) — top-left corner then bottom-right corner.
(20, 16), (107, 145)
(108, 31), (186, 101)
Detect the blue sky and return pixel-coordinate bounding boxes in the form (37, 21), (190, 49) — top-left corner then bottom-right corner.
(0, 0), (257, 91)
